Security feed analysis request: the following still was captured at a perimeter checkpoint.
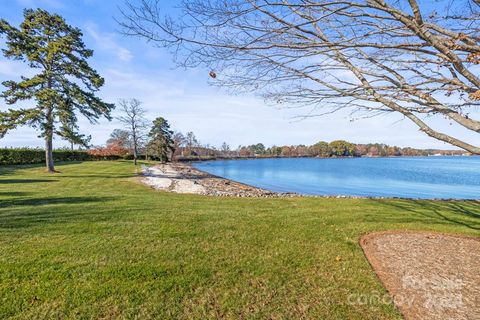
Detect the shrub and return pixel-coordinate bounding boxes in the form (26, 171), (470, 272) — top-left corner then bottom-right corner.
(0, 148), (121, 165)
(87, 143), (130, 157)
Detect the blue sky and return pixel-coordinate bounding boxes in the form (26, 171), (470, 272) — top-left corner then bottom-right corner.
(0, 0), (478, 150)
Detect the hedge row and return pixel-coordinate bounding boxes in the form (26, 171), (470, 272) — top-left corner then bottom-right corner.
(0, 148), (121, 165)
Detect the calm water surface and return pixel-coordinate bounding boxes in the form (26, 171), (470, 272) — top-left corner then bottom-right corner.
(193, 157), (480, 199)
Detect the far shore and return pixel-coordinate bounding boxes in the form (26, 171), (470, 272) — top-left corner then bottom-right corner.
(175, 153), (474, 163)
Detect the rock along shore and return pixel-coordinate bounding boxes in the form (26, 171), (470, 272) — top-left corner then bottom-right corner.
(141, 162), (468, 200)
(142, 162), (294, 197)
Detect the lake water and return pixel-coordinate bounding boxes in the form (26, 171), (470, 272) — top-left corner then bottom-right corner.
(193, 157), (480, 199)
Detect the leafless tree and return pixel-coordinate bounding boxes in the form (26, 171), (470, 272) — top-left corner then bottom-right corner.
(185, 131), (199, 155)
(117, 98), (148, 164)
(221, 142), (231, 156)
(107, 129), (132, 150)
(172, 131), (187, 157)
(120, 0), (480, 153)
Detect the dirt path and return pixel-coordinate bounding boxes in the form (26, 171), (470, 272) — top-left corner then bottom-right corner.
(142, 163), (291, 197)
(360, 231), (480, 320)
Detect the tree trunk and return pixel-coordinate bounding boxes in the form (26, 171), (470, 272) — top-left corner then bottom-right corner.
(45, 132), (55, 173)
(133, 141), (138, 165)
(45, 76), (55, 172)
(132, 128), (138, 165)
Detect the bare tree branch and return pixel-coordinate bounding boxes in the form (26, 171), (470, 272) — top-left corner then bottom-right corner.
(117, 98), (148, 164)
(119, 0), (480, 153)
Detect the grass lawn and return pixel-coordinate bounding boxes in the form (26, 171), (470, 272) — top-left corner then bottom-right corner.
(0, 161), (478, 319)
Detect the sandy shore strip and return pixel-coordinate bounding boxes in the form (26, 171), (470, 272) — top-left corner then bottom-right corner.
(142, 162), (293, 197)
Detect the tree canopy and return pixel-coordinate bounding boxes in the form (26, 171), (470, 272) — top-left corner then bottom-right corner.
(0, 9), (114, 171)
(147, 117), (175, 163)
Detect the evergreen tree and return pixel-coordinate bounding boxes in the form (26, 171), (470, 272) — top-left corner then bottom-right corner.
(147, 117), (174, 163)
(248, 143), (266, 155)
(0, 9), (114, 172)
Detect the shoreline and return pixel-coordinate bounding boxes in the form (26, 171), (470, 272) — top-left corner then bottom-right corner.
(141, 162), (479, 200)
(142, 162), (293, 197)
(175, 154), (475, 163)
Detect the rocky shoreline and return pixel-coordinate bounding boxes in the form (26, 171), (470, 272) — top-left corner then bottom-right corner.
(142, 162), (294, 197)
(141, 163), (471, 200)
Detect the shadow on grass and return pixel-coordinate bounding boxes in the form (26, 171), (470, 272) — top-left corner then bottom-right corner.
(373, 199), (480, 231)
(0, 162), (132, 181)
(0, 191), (31, 197)
(58, 174), (132, 179)
(0, 196), (117, 229)
(0, 196), (115, 208)
(0, 179), (58, 184)
(0, 163), (45, 175)
(0, 161), (94, 176)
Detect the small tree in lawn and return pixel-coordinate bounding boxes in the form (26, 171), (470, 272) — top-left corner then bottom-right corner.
(116, 98), (147, 165)
(147, 117), (174, 163)
(0, 9), (114, 172)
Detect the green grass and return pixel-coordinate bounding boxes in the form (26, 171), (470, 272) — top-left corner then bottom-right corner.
(0, 161), (478, 319)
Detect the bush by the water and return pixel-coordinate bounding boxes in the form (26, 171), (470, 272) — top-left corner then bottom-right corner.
(0, 148), (121, 165)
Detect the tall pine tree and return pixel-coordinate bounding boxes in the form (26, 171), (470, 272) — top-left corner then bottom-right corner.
(147, 117), (175, 163)
(0, 9), (114, 172)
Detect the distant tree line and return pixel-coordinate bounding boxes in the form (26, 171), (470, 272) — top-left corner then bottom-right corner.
(5, 129), (466, 166)
(93, 125), (468, 161)
(211, 140), (467, 158)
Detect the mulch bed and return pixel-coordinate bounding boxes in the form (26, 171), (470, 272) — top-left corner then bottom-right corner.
(360, 231), (480, 320)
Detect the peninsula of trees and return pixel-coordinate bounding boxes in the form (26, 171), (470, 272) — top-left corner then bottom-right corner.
(91, 128), (468, 162)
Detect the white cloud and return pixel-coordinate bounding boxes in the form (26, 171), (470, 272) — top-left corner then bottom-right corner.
(84, 23), (133, 62)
